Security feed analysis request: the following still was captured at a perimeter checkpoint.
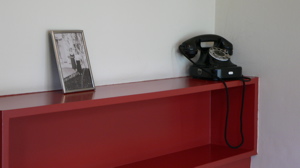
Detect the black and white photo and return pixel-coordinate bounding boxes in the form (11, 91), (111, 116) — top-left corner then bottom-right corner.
(50, 30), (95, 93)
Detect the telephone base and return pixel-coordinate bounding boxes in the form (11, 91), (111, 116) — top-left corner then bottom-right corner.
(189, 66), (242, 80)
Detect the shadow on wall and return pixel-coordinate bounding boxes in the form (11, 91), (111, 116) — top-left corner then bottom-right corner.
(47, 31), (62, 91)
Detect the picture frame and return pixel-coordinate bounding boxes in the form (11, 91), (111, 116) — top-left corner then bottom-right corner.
(50, 30), (95, 93)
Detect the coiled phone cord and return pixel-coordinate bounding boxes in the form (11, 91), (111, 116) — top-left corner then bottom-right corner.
(183, 55), (251, 149)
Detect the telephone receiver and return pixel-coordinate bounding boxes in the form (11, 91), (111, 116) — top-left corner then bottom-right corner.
(179, 34), (242, 80)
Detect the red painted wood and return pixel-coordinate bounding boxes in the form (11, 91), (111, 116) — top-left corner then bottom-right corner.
(116, 145), (254, 168)
(211, 82), (258, 152)
(216, 158), (251, 168)
(0, 77), (258, 168)
(0, 111), (2, 167)
(0, 77), (257, 112)
(9, 93), (210, 168)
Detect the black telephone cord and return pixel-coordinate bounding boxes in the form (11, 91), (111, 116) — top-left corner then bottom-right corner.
(183, 55), (250, 149)
(221, 78), (247, 149)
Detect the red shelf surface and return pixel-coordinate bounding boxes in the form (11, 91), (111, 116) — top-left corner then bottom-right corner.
(116, 144), (254, 168)
(0, 77), (257, 113)
(0, 77), (258, 168)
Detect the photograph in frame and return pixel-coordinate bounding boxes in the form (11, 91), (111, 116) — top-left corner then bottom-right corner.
(50, 30), (95, 93)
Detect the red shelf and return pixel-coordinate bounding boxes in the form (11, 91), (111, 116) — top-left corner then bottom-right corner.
(117, 144), (255, 168)
(0, 77), (258, 168)
(0, 77), (256, 112)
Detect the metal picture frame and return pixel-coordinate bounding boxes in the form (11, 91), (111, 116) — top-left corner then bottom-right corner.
(50, 30), (95, 93)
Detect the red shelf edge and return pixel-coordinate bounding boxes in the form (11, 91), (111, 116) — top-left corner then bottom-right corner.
(1, 77), (258, 119)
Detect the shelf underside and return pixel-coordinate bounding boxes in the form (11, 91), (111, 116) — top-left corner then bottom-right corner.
(116, 144), (254, 168)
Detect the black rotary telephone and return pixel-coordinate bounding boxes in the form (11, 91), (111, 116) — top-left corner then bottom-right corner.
(179, 34), (252, 149)
(179, 34), (242, 80)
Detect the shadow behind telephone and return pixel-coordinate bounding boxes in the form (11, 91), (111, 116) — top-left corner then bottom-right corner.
(179, 34), (242, 80)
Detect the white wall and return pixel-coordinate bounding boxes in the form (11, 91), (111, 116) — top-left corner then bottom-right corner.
(216, 0), (300, 167)
(0, 0), (215, 96)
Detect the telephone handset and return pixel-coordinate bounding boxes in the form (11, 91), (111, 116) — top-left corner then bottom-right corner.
(179, 34), (242, 80)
